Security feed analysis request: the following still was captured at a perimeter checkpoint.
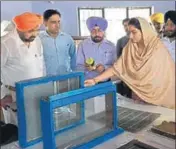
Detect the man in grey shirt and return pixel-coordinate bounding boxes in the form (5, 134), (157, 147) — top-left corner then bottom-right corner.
(116, 18), (131, 97)
(116, 18), (130, 57)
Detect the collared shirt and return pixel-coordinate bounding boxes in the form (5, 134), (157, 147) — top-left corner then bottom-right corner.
(116, 35), (129, 58)
(39, 31), (76, 75)
(76, 38), (117, 79)
(1, 29), (45, 99)
(162, 37), (175, 62)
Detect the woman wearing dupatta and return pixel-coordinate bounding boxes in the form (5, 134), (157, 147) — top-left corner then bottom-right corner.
(84, 17), (175, 109)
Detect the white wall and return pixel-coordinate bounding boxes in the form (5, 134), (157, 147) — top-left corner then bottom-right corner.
(31, 1), (176, 35)
(1, 1), (175, 35)
(1, 1), (32, 21)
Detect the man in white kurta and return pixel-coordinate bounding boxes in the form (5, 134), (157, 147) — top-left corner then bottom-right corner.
(1, 12), (45, 123)
(162, 10), (176, 62)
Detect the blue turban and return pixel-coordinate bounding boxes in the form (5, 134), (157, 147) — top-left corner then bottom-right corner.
(86, 16), (108, 32)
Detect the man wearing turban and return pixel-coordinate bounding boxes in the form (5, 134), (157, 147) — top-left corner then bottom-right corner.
(162, 10), (176, 62)
(150, 13), (164, 38)
(76, 16), (116, 80)
(1, 12), (45, 123)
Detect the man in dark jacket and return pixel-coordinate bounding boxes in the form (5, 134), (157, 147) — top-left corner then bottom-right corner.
(116, 18), (131, 97)
(116, 18), (130, 58)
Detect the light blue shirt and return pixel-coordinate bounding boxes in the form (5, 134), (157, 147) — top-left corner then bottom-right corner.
(76, 38), (117, 79)
(39, 31), (76, 75)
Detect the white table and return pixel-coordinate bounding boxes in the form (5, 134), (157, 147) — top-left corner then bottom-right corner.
(2, 94), (175, 149)
(95, 94), (175, 149)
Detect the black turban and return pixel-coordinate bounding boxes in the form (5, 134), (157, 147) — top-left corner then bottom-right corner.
(164, 10), (176, 24)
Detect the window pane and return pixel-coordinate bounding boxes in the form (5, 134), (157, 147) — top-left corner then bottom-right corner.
(104, 8), (127, 44)
(79, 9), (103, 36)
(129, 7), (151, 20)
(55, 93), (114, 148)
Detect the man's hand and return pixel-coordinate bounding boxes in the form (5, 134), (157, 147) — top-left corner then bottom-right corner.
(85, 63), (96, 71)
(0, 95), (13, 109)
(95, 64), (105, 73)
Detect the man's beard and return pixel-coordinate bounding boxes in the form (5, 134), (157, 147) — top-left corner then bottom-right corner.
(165, 30), (176, 38)
(17, 30), (36, 42)
(91, 36), (103, 43)
(21, 36), (36, 42)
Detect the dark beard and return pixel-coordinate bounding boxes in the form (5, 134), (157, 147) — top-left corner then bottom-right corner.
(20, 36), (35, 42)
(20, 36), (36, 42)
(165, 31), (176, 38)
(168, 33), (176, 38)
(17, 30), (36, 42)
(91, 36), (103, 43)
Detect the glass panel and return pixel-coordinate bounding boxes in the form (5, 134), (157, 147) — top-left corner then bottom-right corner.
(53, 103), (81, 131)
(23, 77), (81, 142)
(129, 8), (151, 20)
(24, 82), (54, 141)
(54, 93), (114, 148)
(54, 77), (82, 131)
(104, 8), (127, 44)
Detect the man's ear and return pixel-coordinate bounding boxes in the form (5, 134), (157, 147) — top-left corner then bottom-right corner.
(44, 20), (47, 27)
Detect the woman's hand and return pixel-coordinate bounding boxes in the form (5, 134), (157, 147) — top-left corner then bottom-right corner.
(84, 79), (96, 87)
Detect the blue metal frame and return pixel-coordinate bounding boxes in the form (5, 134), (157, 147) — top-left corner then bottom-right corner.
(40, 82), (124, 149)
(15, 72), (85, 148)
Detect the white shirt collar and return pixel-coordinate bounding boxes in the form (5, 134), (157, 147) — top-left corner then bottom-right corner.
(162, 37), (176, 44)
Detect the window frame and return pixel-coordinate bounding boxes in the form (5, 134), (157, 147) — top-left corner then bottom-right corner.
(78, 6), (152, 36)
(78, 7), (104, 36)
